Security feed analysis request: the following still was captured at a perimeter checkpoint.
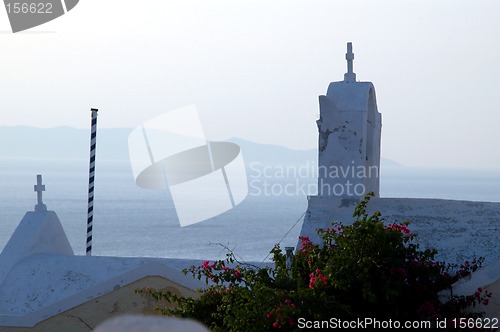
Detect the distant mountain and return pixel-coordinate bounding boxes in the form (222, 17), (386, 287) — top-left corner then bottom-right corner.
(227, 137), (316, 166)
(0, 126), (401, 167)
(0, 126), (130, 161)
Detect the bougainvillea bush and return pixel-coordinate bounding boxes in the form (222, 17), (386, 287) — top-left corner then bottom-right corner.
(139, 193), (491, 331)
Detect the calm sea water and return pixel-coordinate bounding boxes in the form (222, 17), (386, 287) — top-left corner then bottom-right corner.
(0, 159), (499, 262)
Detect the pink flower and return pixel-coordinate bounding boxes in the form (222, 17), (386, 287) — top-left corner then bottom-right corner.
(298, 236), (313, 253)
(309, 273), (316, 288)
(272, 321), (279, 329)
(318, 275), (328, 286)
(202, 261), (211, 271)
(309, 269), (328, 288)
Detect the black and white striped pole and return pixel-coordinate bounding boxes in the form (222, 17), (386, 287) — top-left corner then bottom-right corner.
(86, 108), (98, 256)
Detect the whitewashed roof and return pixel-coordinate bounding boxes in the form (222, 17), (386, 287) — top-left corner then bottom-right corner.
(0, 208), (205, 328)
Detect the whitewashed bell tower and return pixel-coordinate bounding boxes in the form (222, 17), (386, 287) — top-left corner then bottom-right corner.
(316, 42), (382, 198)
(299, 42), (383, 245)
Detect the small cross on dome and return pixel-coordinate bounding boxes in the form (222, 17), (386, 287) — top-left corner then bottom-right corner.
(34, 174), (47, 212)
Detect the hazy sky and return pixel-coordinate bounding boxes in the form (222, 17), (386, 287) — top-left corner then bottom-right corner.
(1, 0), (499, 168)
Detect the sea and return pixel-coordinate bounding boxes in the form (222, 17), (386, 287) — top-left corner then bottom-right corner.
(0, 159), (499, 263)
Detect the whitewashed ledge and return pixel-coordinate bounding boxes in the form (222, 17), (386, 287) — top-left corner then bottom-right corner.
(300, 196), (500, 265)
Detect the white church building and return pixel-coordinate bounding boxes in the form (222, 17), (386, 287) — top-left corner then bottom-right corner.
(299, 43), (500, 318)
(0, 176), (205, 331)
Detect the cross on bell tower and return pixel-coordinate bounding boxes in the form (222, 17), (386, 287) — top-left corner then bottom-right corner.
(344, 42), (356, 83)
(34, 174), (47, 212)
